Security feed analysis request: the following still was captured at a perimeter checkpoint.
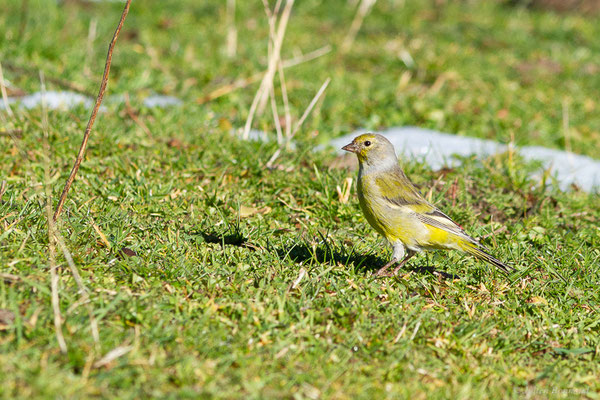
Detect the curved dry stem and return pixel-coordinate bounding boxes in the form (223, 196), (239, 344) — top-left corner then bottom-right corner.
(53, 0), (132, 222)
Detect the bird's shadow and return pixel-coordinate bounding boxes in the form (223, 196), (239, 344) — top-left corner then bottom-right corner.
(199, 231), (247, 246)
(193, 229), (459, 279)
(276, 242), (460, 279)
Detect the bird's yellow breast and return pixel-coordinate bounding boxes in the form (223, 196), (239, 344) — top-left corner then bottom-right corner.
(357, 173), (426, 247)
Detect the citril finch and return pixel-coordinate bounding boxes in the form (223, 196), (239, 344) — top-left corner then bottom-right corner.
(342, 133), (514, 276)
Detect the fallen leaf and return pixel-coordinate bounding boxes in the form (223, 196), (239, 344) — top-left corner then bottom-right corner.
(1, 272), (20, 284)
(238, 205), (271, 218)
(119, 247), (138, 258)
(528, 296), (548, 305)
(167, 138), (185, 149)
(94, 345), (134, 368)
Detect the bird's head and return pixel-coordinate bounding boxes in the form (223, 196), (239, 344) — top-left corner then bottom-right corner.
(342, 133), (398, 167)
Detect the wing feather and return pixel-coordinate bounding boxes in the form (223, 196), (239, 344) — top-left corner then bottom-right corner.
(416, 209), (477, 243)
(373, 166), (476, 243)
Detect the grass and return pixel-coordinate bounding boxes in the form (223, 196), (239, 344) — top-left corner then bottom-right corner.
(1, 0), (600, 398)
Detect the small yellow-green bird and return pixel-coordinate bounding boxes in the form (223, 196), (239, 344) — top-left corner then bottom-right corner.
(342, 133), (514, 276)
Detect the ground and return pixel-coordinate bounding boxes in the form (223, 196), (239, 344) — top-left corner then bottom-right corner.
(1, 0), (600, 398)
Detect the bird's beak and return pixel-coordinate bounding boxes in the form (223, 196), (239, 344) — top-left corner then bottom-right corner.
(342, 142), (358, 153)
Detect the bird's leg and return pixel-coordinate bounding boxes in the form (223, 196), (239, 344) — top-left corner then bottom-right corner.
(391, 250), (416, 275)
(375, 241), (405, 276)
(375, 259), (398, 276)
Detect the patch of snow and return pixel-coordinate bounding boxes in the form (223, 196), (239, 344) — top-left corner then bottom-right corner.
(0, 90), (93, 110)
(330, 127), (600, 192)
(0, 91), (184, 111)
(143, 95), (183, 108)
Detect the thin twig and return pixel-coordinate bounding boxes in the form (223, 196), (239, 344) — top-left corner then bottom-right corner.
(341, 0), (377, 53)
(53, 0), (131, 222)
(265, 77), (330, 168)
(0, 62), (14, 117)
(40, 72), (67, 354)
(242, 0), (294, 139)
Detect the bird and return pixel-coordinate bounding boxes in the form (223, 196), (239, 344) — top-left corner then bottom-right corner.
(341, 133), (514, 276)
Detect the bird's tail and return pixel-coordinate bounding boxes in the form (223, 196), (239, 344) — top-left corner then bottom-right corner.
(460, 242), (514, 273)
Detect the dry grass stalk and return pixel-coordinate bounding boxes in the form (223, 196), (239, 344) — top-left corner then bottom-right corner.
(197, 73), (262, 105)
(3, 62), (92, 96)
(52, 229), (100, 346)
(0, 180), (6, 201)
(242, 0), (294, 139)
(277, 61), (292, 138)
(269, 85), (284, 143)
(336, 177), (353, 204)
(196, 45), (330, 105)
(124, 93), (153, 137)
(257, 0), (292, 117)
(562, 98), (572, 154)
(265, 77), (331, 168)
(0, 129), (23, 138)
(84, 18), (98, 78)
(291, 268), (306, 289)
(93, 345), (133, 368)
(289, 77), (331, 139)
(341, 0), (377, 53)
(54, 0), (132, 222)
(19, 0), (29, 37)
(48, 224), (66, 353)
(39, 70), (101, 351)
(40, 72), (67, 354)
(0, 62), (14, 117)
(225, 0), (237, 58)
(281, 45), (331, 69)
(263, 0), (286, 144)
(1, 272), (20, 283)
(91, 216), (111, 249)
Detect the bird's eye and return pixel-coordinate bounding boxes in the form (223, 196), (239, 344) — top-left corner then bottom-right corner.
(364, 140), (371, 147)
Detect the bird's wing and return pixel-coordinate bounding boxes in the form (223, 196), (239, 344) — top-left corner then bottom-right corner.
(374, 168), (428, 208)
(415, 209), (471, 239)
(375, 169), (474, 241)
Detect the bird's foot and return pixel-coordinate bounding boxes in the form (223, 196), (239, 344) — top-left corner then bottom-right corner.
(374, 251), (416, 277)
(375, 261), (397, 277)
(375, 267), (399, 277)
